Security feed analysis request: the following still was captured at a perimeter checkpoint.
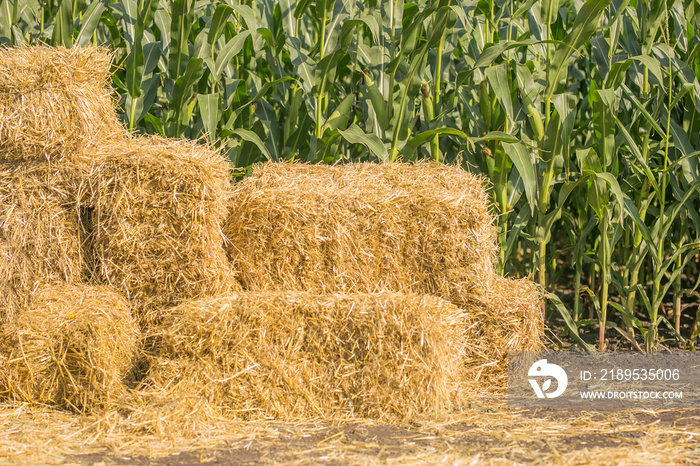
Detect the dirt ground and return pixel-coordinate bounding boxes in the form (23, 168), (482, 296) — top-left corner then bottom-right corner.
(2, 401), (699, 465)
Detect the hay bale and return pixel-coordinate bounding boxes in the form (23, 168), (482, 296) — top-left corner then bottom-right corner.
(141, 291), (466, 420)
(0, 45), (123, 164)
(223, 162), (496, 303)
(461, 275), (544, 396)
(0, 285), (139, 413)
(89, 135), (238, 318)
(0, 162), (84, 323)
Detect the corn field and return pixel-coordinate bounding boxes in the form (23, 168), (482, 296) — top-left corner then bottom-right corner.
(2, 0), (699, 352)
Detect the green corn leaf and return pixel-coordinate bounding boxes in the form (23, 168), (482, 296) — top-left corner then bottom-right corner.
(230, 4), (257, 30)
(197, 93), (221, 141)
(126, 0), (160, 99)
(548, 293), (597, 353)
(143, 113), (164, 135)
(474, 41), (543, 68)
(658, 315), (687, 343)
(652, 243), (700, 310)
(142, 42), (161, 75)
(622, 197), (658, 261)
(611, 112), (660, 194)
(224, 76), (297, 127)
(321, 92), (355, 134)
(609, 302), (646, 336)
(403, 127), (468, 160)
(167, 57), (204, 136)
(338, 123), (388, 161)
(502, 142), (538, 215)
(286, 38), (315, 93)
(119, 0), (137, 47)
(546, 0), (612, 99)
(214, 31), (251, 80)
(587, 171), (626, 223)
(619, 83), (665, 136)
(169, 0), (194, 79)
(390, 8), (450, 161)
(208, 4), (233, 46)
(126, 52), (144, 99)
(605, 60), (632, 90)
(294, 0), (313, 19)
(279, 0), (296, 38)
(471, 131), (520, 144)
(631, 55), (665, 93)
(590, 86), (616, 169)
(659, 180), (700, 240)
(314, 50), (341, 95)
(541, 0), (559, 24)
(137, 0), (159, 32)
(314, 0), (333, 22)
(400, 3), (438, 57)
(363, 71), (388, 131)
(668, 82), (695, 112)
(553, 93), (576, 162)
(257, 27), (274, 50)
(232, 128), (273, 161)
(52, 0), (73, 47)
(125, 72), (160, 127)
(0, 0), (11, 43)
(485, 63), (514, 124)
(339, 16), (380, 50)
(76, 0), (107, 46)
(504, 207), (530, 265)
(154, 5), (171, 51)
(542, 175), (592, 237)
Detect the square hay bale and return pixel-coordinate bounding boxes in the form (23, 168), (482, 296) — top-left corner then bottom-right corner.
(223, 162), (496, 303)
(89, 135), (239, 317)
(461, 276), (544, 396)
(140, 291), (466, 421)
(0, 45), (123, 165)
(0, 162), (84, 323)
(0, 285), (139, 413)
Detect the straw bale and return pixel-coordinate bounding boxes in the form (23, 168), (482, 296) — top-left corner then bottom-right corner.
(89, 135), (238, 318)
(0, 162), (84, 322)
(223, 162), (496, 303)
(0, 284), (139, 413)
(461, 275), (544, 395)
(141, 291), (466, 420)
(0, 45), (123, 165)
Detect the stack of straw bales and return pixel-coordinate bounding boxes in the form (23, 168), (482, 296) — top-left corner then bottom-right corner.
(0, 45), (237, 415)
(0, 45), (543, 422)
(223, 162), (544, 394)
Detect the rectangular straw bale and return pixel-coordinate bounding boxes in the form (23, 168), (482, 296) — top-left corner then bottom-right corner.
(141, 291), (466, 421)
(461, 275), (544, 396)
(0, 162), (84, 322)
(0, 46), (123, 165)
(223, 162), (496, 303)
(89, 135), (239, 318)
(0, 284), (139, 413)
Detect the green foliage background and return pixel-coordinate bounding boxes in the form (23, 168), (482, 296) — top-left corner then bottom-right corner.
(2, 0), (700, 351)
